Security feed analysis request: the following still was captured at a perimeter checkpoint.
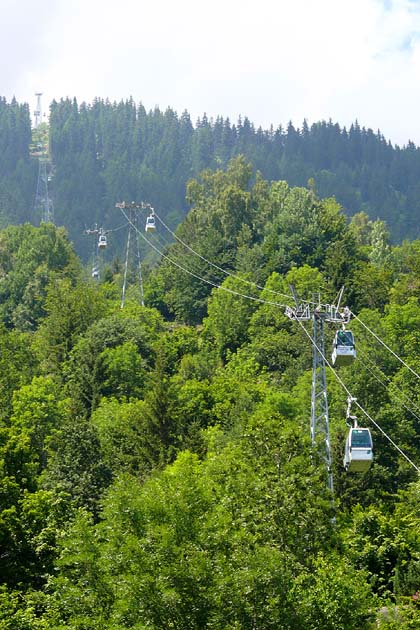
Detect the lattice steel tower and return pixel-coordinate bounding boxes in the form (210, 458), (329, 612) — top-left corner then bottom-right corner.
(286, 288), (350, 492)
(33, 93), (54, 224)
(34, 92), (43, 128)
(116, 201), (149, 308)
(34, 160), (54, 224)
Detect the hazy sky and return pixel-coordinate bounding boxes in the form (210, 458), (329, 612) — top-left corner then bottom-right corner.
(2, 0), (420, 146)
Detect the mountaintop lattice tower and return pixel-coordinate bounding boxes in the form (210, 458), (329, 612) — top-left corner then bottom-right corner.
(34, 92), (43, 128)
(32, 93), (54, 224)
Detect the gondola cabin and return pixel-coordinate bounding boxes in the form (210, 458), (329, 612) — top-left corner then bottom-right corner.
(98, 234), (107, 249)
(92, 266), (99, 279)
(145, 214), (156, 232)
(343, 427), (373, 472)
(332, 330), (356, 367)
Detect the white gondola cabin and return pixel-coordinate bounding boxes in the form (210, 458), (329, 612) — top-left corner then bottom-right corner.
(145, 214), (156, 232)
(92, 266), (99, 279)
(98, 234), (107, 249)
(343, 427), (373, 472)
(332, 329), (356, 367)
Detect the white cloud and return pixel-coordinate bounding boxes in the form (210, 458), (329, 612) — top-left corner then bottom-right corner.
(1, 0), (420, 144)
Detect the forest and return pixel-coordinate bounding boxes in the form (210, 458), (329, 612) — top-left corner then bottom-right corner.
(0, 151), (419, 628)
(0, 95), (420, 627)
(1, 95), (420, 260)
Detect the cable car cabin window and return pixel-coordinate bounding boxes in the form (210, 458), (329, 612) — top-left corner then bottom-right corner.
(332, 330), (356, 366)
(351, 429), (372, 448)
(336, 331), (354, 347)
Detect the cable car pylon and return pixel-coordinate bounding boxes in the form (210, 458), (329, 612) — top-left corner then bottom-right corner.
(32, 94), (54, 225)
(286, 287), (351, 492)
(115, 201), (152, 308)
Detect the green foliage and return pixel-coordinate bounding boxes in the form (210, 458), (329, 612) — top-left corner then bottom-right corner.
(0, 98), (35, 227)
(92, 398), (154, 477)
(0, 223), (81, 330)
(261, 186), (348, 276)
(0, 325), (36, 421)
(44, 416), (112, 517)
(1, 152), (420, 625)
(0, 377), (70, 588)
(63, 311), (155, 413)
(6, 376), (67, 477)
(376, 604), (420, 630)
(40, 402), (375, 629)
(3, 95), (420, 257)
(0, 585), (50, 629)
(202, 276), (259, 360)
(42, 100), (420, 251)
(148, 156), (254, 324)
(337, 481), (420, 602)
(34, 277), (108, 374)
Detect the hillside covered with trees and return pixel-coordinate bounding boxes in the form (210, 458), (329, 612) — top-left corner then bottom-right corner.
(1, 96), (420, 257)
(0, 157), (419, 628)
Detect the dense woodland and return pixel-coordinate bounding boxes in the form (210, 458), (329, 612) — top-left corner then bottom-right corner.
(0, 96), (420, 627)
(0, 156), (419, 628)
(1, 96), (420, 258)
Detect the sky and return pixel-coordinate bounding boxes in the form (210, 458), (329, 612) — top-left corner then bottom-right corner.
(2, 0), (420, 146)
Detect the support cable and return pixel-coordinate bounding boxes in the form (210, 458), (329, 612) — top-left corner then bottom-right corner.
(153, 210), (297, 303)
(356, 347), (420, 423)
(108, 221), (130, 233)
(119, 207), (291, 310)
(135, 219), (145, 307)
(296, 318), (420, 473)
(148, 209), (420, 375)
(351, 311), (420, 380)
(121, 223), (131, 309)
(121, 205), (419, 473)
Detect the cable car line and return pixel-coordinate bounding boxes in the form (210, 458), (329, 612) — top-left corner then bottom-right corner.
(119, 206), (292, 311)
(153, 209), (344, 310)
(152, 207), (420, 376)
(118, 201), (419, 476)
(359, 358), (420, 424)
(119, 203), (420, 475)
(350, 311), (420, 380)
(152, 209), (296, 304)
(355, 347), (420, 423)
(107, 221), (130, 233)
(146, 220), (183, 259)
(121, 220), (131, 309)
(117, 205), (420, 383)
(295, 317), (420, 474)
(145, 208), (352, 312)
(134, 218), (145, 307)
